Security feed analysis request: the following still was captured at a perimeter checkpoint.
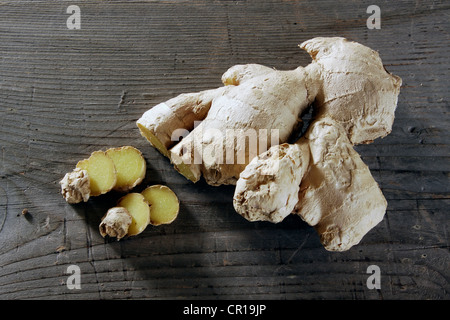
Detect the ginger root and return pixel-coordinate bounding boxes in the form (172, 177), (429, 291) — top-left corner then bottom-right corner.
(99, 207), (132, 240)
(60, 146), (146, 203)
(234, 117), (387, 251)
(137, 37), (401, 251)
(137, 64), (316, 185)
(59, 168), (91, 204)
(234, 142), (309, 223)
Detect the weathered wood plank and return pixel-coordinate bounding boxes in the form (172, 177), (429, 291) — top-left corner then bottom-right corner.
(0, 0), (448, 300)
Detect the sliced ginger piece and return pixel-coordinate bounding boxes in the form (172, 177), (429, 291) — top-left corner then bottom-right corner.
(141, 185), (180, 226)
(117, 192), (150, 236)
(106, 146), (146, 192)
(99, 207), (132, 240)
(60, 168), (91, 204)
(76, 151), (117, 197)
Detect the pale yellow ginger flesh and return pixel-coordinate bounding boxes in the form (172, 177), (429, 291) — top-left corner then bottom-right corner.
(117, 193), (150, 236)
(137, 36), (402, 251)
(99, 207), (132, 240)
(136, 124), (170, 157)
(141, 185), (180, 226)
(76, 151), (117, 197)
(106, 146), (146, 192)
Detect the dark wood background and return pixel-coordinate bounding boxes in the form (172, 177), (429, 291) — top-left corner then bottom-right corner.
(0, 0), (448, 300)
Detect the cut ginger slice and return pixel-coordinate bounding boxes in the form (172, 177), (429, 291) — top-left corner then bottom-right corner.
(76, 151), (117, 197)
(106, 146), (146, 192)
(117, 193), (150, 236)
(142, 185), (180, 226)
(136, 123), (170, 158)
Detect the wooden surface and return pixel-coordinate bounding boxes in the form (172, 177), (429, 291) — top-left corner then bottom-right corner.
(0, 0), (448, 300)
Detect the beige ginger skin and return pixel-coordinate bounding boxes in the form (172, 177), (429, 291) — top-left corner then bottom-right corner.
(234, 117), (388, 251)
(137, 37), (402, 251)
(138, 63), (319, 185)
(99, 207), (132, 240)
(60, 168), (91, 204)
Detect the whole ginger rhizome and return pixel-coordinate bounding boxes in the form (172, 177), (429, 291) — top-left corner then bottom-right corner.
(136, 37), (401, 251)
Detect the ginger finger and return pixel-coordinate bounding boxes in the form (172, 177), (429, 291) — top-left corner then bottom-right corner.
(137, 87), (226, 158)
(168, 66), (316, 185)
(234, 117), (387, 251)
(300, 37), (402, 144)
(233, 142), (310, 223)
(221, 64), (276, 86)
(292, 117), (387, 251)
(137, 64), (276, 160)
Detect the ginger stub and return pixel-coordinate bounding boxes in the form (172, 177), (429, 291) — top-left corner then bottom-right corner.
(99, 207), (132, 240)
(59, 168), (91, 204)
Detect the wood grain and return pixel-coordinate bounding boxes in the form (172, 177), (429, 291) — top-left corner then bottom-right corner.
(0, 0), (448, 300)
